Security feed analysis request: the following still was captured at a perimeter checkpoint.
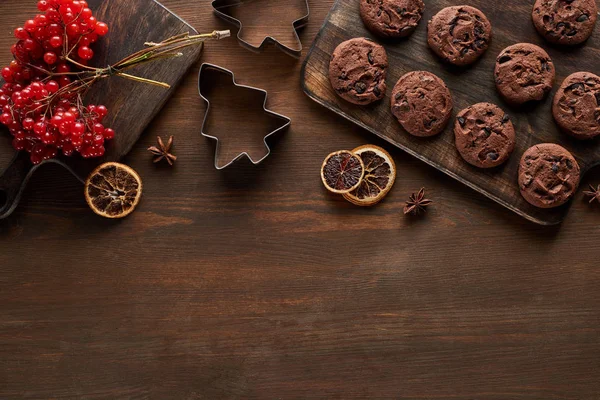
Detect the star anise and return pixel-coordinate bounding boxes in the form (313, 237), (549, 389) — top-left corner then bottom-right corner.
(404, 188), (433, 215)
(583, 184), (600, 204)
(148, 135), (177, 166)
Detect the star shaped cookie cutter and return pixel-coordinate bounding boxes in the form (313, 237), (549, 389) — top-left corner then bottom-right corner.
(198, 63), (291, 170)
(211, 0), (310, 57)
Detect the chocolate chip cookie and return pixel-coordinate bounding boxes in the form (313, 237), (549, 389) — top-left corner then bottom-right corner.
(391, 71), (453, 137)
(532, 0), (598, 45)
(552, 72), (600, 139)
(454, 103), (516, 168)
(360, 0), (425, 39)
(329, 38), (388, 105)
(494, 43), (555, 105)
(518, 143), (580, 208)
(427, 6), (492, 66)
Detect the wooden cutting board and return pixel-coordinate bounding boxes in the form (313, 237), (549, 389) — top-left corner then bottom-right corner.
(301, 0), (600, 225)
(0, 0), (202, 219)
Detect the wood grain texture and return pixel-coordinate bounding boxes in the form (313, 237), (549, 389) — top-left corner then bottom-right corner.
(302, 0), (600, 225)
(1, 1), (600, 399)
(0, 0), (202, 219)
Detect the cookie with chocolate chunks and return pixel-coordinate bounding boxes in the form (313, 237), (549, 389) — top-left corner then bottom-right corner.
(518, 143), (580, 209)
(329, 38), (388, 105)
(532, 0), (598, 46)
(427, 5), (492, 66)
(391, 71), (453, 137)
(454, 103), (516, 168)
(360, 0), (425, 39)
(494, 43), (555, 105)
(552, 72), (600, 139)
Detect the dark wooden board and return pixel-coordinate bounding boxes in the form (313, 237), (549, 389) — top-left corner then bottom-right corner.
(301, 0), (600, 225)
(0, 0), (202, 218)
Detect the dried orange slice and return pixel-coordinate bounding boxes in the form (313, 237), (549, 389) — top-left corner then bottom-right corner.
(84, 162), (143, 219)
(320, 150), (365, 194)
(343, 145), (396, 206)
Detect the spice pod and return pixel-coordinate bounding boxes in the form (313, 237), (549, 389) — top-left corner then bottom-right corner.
(211, 0), (310, 57)
(198, 63), (291, 170)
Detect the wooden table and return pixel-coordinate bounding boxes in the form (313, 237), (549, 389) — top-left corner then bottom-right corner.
(1, 1), (599, 398)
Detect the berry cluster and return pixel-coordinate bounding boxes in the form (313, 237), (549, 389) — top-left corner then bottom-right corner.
(0, 0), (113, 164)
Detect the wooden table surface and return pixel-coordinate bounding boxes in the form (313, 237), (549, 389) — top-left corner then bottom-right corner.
(1, 1), (600, 399)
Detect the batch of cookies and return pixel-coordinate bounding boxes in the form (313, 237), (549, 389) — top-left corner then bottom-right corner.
(328, 0), (599, 209)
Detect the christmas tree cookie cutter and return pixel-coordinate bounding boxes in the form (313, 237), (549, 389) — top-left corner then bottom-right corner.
(211, 0), (310, 57)
(198, 63), (291, 169)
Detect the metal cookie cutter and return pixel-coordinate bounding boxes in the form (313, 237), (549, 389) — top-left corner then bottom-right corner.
(198, 63), (291, 170)
(211, 0), (310, 57)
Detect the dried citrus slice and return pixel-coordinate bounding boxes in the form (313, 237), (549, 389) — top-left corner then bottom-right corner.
(84, 162), (143, 219)
(343, 145), (396, 206)
(320, 150), (365, 194)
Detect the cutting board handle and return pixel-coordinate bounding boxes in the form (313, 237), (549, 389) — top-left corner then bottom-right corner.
(0, 151), (36, 220)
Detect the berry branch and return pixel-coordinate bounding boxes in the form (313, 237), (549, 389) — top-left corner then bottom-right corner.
(0, 0), (229, 164)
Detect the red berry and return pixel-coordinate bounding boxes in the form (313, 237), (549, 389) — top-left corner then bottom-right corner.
(62, 142), (74, 156)
(59, 123), (71, 136)
(58, 76), (71, 87)
(42, 131), (57, 145)
(33, 27), (49, 41)
(1, 67), (13, 82)
(22, 117), (35, 131)
(45, 80), (59, 93)
(56, 63), (70, 73)
(95, 145), (105, 157)
(12, 137), (26, 151)
(32, 143), (45, 156)
(62, 111), (75, 123)
(50, 114), (63, 126)
(95, 104), (107, 118)
(71, 135), (83, 147)
(43, 52), (58, 65)
(38, 1), (50, 11)
(31, 82), (43, 92)
(46, 9), (60, 23)
(77, 45), (93, 60)
(66, 23), (80, 37)
(33, 121), (47, 136)
(92, 123), (104, 135)
(47, 24), (62, 37)
(14, 27), (29, 40)
(71, 122), (85, 136)
(30, 152), (43, 164)
(34, 14), (48, 27)
(43, 146), (57, 160)
(93, 134), (104, 146)
(24, 20), (37, 33)
(49, 35), (62, 48)
(103, 128), (115, 140)
(95, 22), (108, 36)
(0, 112), (13, 125)
(80, 7), (92, 19)
(23, 39), (36, 52)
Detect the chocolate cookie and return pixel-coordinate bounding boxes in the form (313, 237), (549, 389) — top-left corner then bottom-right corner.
(360, 0), (425, 39)
(329, 38), (388, 105)
(494, 43), (555, 105)
(427, 6), (492, 66)
(391, 71), (453, 137)
(552, 72), (600, 139)
(532, 0), (598, 45)
(518, 143), (580, 209)
(454, 103), (516, 168)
